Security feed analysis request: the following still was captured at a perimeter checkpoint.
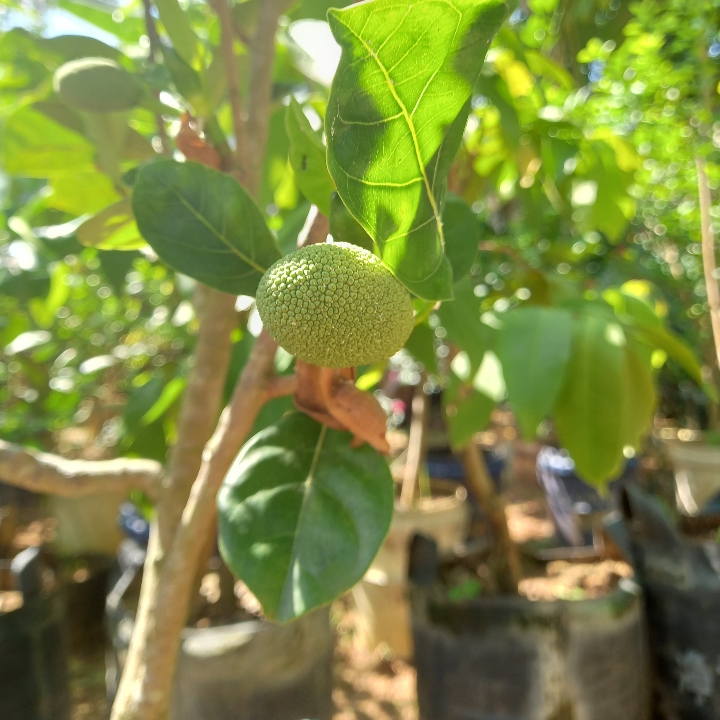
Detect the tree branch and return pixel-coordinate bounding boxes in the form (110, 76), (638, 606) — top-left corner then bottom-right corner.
(110, 332), (279, 720)
(246, 0), (293, 196)
(210, 0), (247, 173)
(0, 441), (162, 499)
(697, 156), (720, 369)
(462, 442), (521, 594)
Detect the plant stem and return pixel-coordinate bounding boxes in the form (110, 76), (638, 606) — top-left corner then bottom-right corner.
(109, 4), (291, 718)
(697, 156), (720, 371)
(400, 381), (429, 508)
(211, 0), (247, 173)
(461, 442), (521, 594)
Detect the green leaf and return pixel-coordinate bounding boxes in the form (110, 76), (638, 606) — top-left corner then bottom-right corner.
(98, 250), (139, 293)
(28, 263), (70, 329)
(443, 194), (480, 283)
(48, 173), (121, 216)
(404, 321), (437, 372)
(328, 193), (373, 251)
(553, 312), (656, 486)
(1, 106), (95, 178)
(437, 276), (496, 371)
(154, 0), (200, 67)
(326, 0), (509, 300)
(497, 307), (572, 439)
(77, 199), (146, 251)
(161, 45), (204, 108)
(286, 99), (335, 215)
(132, 160), (281, 295)
(141, 377), (187, 425)
(604, 289), (706, 391)
(217, 413), (394, 622)
(444, 372), (495, 449)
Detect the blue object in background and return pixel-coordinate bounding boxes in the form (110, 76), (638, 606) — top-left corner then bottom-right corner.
(427, 449), (506, 487)
(117, 503), (150, 547)
(536, 447), (638, 547)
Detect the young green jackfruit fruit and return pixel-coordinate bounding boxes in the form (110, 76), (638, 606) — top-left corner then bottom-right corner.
(54, 58), (143, 114)
(257, 242), (414, 368)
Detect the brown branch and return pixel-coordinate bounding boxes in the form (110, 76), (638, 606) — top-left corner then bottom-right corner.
(0, 440), (162, 500)
(697, 156), (720, 370)
(158, 285), (237, 556)
(110, 5), (290, 718)
(246, 0), (294, 196)
(210, 0), (247, 173)
(110, 332), (279, 720)
(265, 372), (297, 399)
(462, 442), (521, 594)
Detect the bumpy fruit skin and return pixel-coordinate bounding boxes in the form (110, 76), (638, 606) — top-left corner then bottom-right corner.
(257, 242), (414, 368)
(54, 58), (143, 114)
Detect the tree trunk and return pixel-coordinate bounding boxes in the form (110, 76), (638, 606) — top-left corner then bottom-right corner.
(462, 442), (522, 594)
(109, 3), (291, 718)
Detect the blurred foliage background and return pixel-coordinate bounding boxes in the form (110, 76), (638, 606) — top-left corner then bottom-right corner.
(0, 0), (718, 463)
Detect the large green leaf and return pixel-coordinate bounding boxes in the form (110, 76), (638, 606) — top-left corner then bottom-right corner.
(326, 0), (509, 300)
(132, 160), (281, 295)
(1, 106), (95, 178)
(497, 306), (572, 439)
(218, 413), (394, 622)
(553, 311), (656, 485)
(286, 99), (335, 215)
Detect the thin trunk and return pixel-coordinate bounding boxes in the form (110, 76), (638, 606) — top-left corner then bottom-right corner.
(462, 442), (521, 594)
(110, 332), (279, 720)
(109, 3), (290, 718)
(697, 156), (720, 371)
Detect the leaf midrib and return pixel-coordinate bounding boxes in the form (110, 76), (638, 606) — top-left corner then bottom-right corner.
(164, 181), (268, 274)
(279, 424), (328, 614)
(335, 12), (448, 249)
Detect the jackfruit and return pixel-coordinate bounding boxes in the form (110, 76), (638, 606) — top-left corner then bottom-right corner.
(257, 242), (414, 368)
(54, 58), (143, 114)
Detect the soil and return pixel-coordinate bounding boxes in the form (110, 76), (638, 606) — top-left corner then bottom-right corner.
(332, 599), (418, 720)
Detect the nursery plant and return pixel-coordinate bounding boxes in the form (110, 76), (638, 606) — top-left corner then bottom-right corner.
(0, 0), (711, 719)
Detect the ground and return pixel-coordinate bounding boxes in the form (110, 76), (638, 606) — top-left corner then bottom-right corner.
(69, 599), (419, 720)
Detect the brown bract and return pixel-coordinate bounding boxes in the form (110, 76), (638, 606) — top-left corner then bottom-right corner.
(294, 361), (389, 454)
(176, 113), (222, 170)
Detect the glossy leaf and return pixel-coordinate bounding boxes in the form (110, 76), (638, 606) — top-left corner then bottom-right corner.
(497, 306), (572, 439)
(132, 160), (281, 295)
(1, 106), (95, 178)
(326, 0), (509, 300)
(77, 199), (146, 251)
(553, 312), (656, 485)
(286, 99), (334, 215)
(217, 413), (394, 621)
